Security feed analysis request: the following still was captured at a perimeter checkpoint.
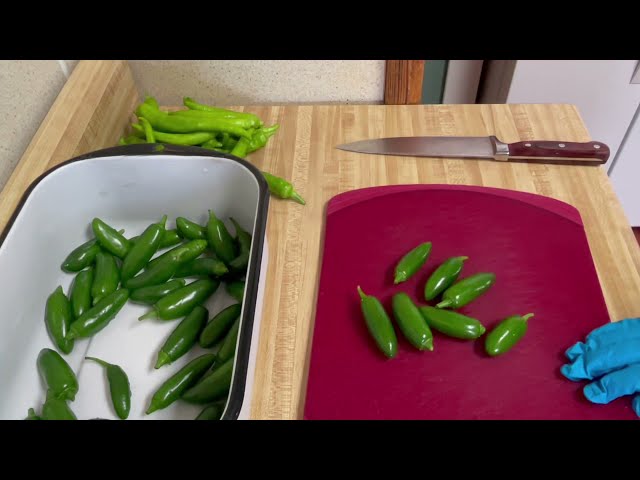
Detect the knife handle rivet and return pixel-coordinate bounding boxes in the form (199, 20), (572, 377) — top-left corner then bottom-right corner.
(559, 143), (566, 148)
(594, 144), (601, 149)
(525, 143), (532, 147)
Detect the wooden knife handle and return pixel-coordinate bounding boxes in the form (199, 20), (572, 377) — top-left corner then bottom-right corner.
(508, 140), (609, 164)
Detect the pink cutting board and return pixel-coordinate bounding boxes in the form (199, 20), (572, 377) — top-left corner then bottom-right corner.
(304, 185), (637, 420)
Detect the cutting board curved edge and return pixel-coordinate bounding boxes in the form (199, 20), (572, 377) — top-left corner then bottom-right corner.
(327, 184), (583, 226)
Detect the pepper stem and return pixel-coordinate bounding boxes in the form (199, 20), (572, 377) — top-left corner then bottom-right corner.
(357, 286), (367, 300)
(85, 356), (110, 368)
(521, 313), (535, 322)
(158, 215), (168, 227)
(291, 190), (306, 205)
(139, 310), (158, 321)
(435, 299), (452, 309)
(458, 256), (469, 261)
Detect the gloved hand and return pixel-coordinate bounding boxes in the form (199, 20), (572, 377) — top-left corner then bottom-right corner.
(561, 318), (640, 417)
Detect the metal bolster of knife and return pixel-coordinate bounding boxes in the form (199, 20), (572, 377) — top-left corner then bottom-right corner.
(490, 136), (510, 161)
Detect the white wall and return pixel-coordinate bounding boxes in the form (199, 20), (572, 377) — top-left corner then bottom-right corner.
(505, 60), (640, 170)
(128, 60), (386, 106)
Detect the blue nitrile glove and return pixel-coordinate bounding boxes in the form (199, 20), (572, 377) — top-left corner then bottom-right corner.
(562, 318), (640, 417)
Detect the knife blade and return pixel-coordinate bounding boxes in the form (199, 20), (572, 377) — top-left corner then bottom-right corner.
(336, 135), (609, 165)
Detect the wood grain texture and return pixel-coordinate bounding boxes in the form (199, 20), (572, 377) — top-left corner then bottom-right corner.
(384, 60), (425, 104)
(0, 60), (139, 230)
(0, 66), (639, 420)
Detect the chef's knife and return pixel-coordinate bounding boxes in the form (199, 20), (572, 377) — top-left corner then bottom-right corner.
(336, 135), (609, 165)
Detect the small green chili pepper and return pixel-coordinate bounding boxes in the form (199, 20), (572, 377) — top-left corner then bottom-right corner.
(41, 396), (77, 420)
(419, 306), (486, 340)
(200, 304), (242, 348)
(221, 133), (238, 151)
(91, 251), (120, 305)
(136, 102), (252, 139)
(125, 240), (208, 290)
(44, 286), (74, 354)
(170, 110), (257, 129)
(391, 292), (434, 351)
(25, 408), (41, 420)
(37, 348), (78, 401)
(230, 137), (250, 158)
(394, 242), (432, 284)
(146, 239), (208, 271)
(61, 238), (101, 273)
(131, 123), (216, 145)
(262, 171), (305, 205)
(195, 401), (226, 420)
(85, 356), (131, 420)
(357, 286), (398, 359)
(225, 281), (245, 302)
(176, 217), (207, 240)
(216, 316), (240, 362)
(130, 279), (186, 305)
(139, 278), (219, 321)
(155, 306), (208, 369)
(138, 117), (156, 143)
(146, 353), (217, 414)
(436, 273), (496, 309)
(206, 210), (236, 264)
(173, 257), (229, 278)
(92, 218), (131, 259)
(121, 215), (167, 281)
(183, 97), (262, 126)
(67, 289), (129, 340)
(247, 125), (279, 153)
(485, 313), (535, 357)
(131, 229), (183, 249)
(70, 267), (94, 320)
(181, 357), (234, 404)
(424, 256), (468, 301)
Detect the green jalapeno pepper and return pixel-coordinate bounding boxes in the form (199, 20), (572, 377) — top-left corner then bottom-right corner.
(92, 218), (131, 259)
(155, 306), (208, 369)
(181, 357), (234, 404)
(357, 286), (398, 359)
(228, 217), (251, 272)
(70, 267), (94, 320)
(91, 251), (120, 305)
(391, 292), (434, 351)
(139, 278), (219, 321)
(485, 313), (534, 357)
(85, 357), (131, 420)
(61, 238), (101, 273)
(225, 281), (245, 303)
(216, 316), (240, 362)
(206, 210), (236, 264)
(176, 217), (207, 240)
(44, 286), (74, 354)
(199, 303), (241, 348)
(394, 242), (432, 284)
(67, 289), (129, 340)
(121, 215), (166, 281)
(419, 306), (486, 340)
(41, 395), (77, 420)
(195, 401), (226, 420)
(173, 257), (229, 278)
(130, 229), (182, 249)
(424, 256), (468, 301)
(125, 240), (208, 290)
(130, 279), (186, 305)
(37, 348), (78, 401)
(262, 171), (305, 205)
(146, 353), (217, 414)
(436, 272), (496, 309)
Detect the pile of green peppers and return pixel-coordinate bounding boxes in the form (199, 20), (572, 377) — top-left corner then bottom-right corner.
(119, 96), (305, 206)
(359, 242), (534, 360)
(29, 211), (252, 420)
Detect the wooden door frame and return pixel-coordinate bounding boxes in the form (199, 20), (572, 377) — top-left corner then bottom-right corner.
(384, 60), (425, 104)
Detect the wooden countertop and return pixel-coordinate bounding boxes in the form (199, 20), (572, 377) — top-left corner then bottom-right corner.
(1, 61), (639, 420)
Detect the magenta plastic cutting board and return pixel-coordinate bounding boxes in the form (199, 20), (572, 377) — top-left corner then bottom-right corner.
(304, 185), (637, 420)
